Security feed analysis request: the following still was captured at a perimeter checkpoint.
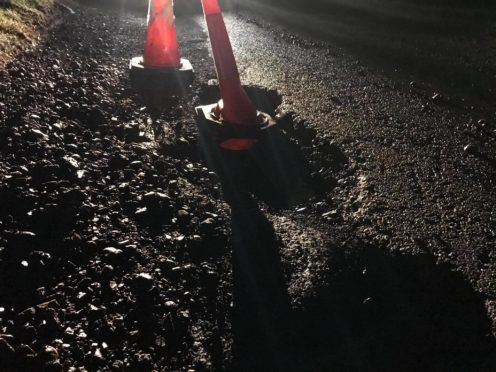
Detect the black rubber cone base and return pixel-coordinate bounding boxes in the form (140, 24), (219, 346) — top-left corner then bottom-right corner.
(129, 56), (194, 94)
(195, 103), (276, 151)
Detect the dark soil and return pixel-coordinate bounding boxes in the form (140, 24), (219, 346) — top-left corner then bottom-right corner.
(1, 2), (495, 371)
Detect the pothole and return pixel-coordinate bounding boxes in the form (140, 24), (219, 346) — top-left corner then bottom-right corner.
(197, 84), (348, 209)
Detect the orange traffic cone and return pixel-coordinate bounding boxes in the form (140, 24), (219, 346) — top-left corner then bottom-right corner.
(143, 0), (180, 68)
(130, 0), (193, 92)
(195, 0), (274, 151)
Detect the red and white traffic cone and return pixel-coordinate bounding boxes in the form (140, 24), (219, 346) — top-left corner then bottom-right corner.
(130, 0), (193, 92)
(195, 0), (275, 151)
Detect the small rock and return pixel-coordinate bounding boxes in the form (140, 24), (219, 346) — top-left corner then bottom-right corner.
(136, 272), (152, 281)
(431, 93), (442, 104)
(133, 273), (153, 291)
(36, 299), (60, 311)
(463, 144), (478, 155)
(103, 247), (123, 256)
(177, 209), (189, 218)
(133, 353), (152, 369)
(111, 360), (124, 371)
(101, 265), (114, 277)
(17, 343), (36, 358)
(37, 345), (59, 363)
(93, 348), (105, 364)
(135, 207), (148, 216)
(62, 156), (79, 170)
(164, 300), (178, 309)
(29, 129), (49, 141)
(64, 327), (74, 336)
(0, 338), (15, 360)
(200, 218), (215, 226)
(129, 160), (143, 169)
(322, 210), (339, 219)
(142, 191), (170, 202)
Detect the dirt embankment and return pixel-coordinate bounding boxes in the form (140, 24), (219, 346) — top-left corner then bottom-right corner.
(0, 0), (56, 69)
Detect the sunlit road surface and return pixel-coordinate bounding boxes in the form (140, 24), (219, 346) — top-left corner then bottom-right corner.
(175, 9), (496, 320)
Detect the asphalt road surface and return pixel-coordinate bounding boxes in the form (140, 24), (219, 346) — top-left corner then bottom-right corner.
(0, 2), (495, 371)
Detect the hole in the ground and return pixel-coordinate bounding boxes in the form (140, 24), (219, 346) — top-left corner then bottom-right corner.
(197, 85), (347, 208)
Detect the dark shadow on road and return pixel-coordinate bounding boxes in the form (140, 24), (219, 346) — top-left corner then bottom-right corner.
(229, 202), (291, 372)
(283, 240), (496, 371)
(195, 112), (292, 369)
(230, 228), (496, 371)
(194, 92), (307, 369)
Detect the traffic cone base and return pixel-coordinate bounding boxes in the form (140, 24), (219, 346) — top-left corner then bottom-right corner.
(129, 56), (193, 93)
(130, 0), (193, 94)
(195, 103), (275, 151)
(197, 0), (276, 151)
